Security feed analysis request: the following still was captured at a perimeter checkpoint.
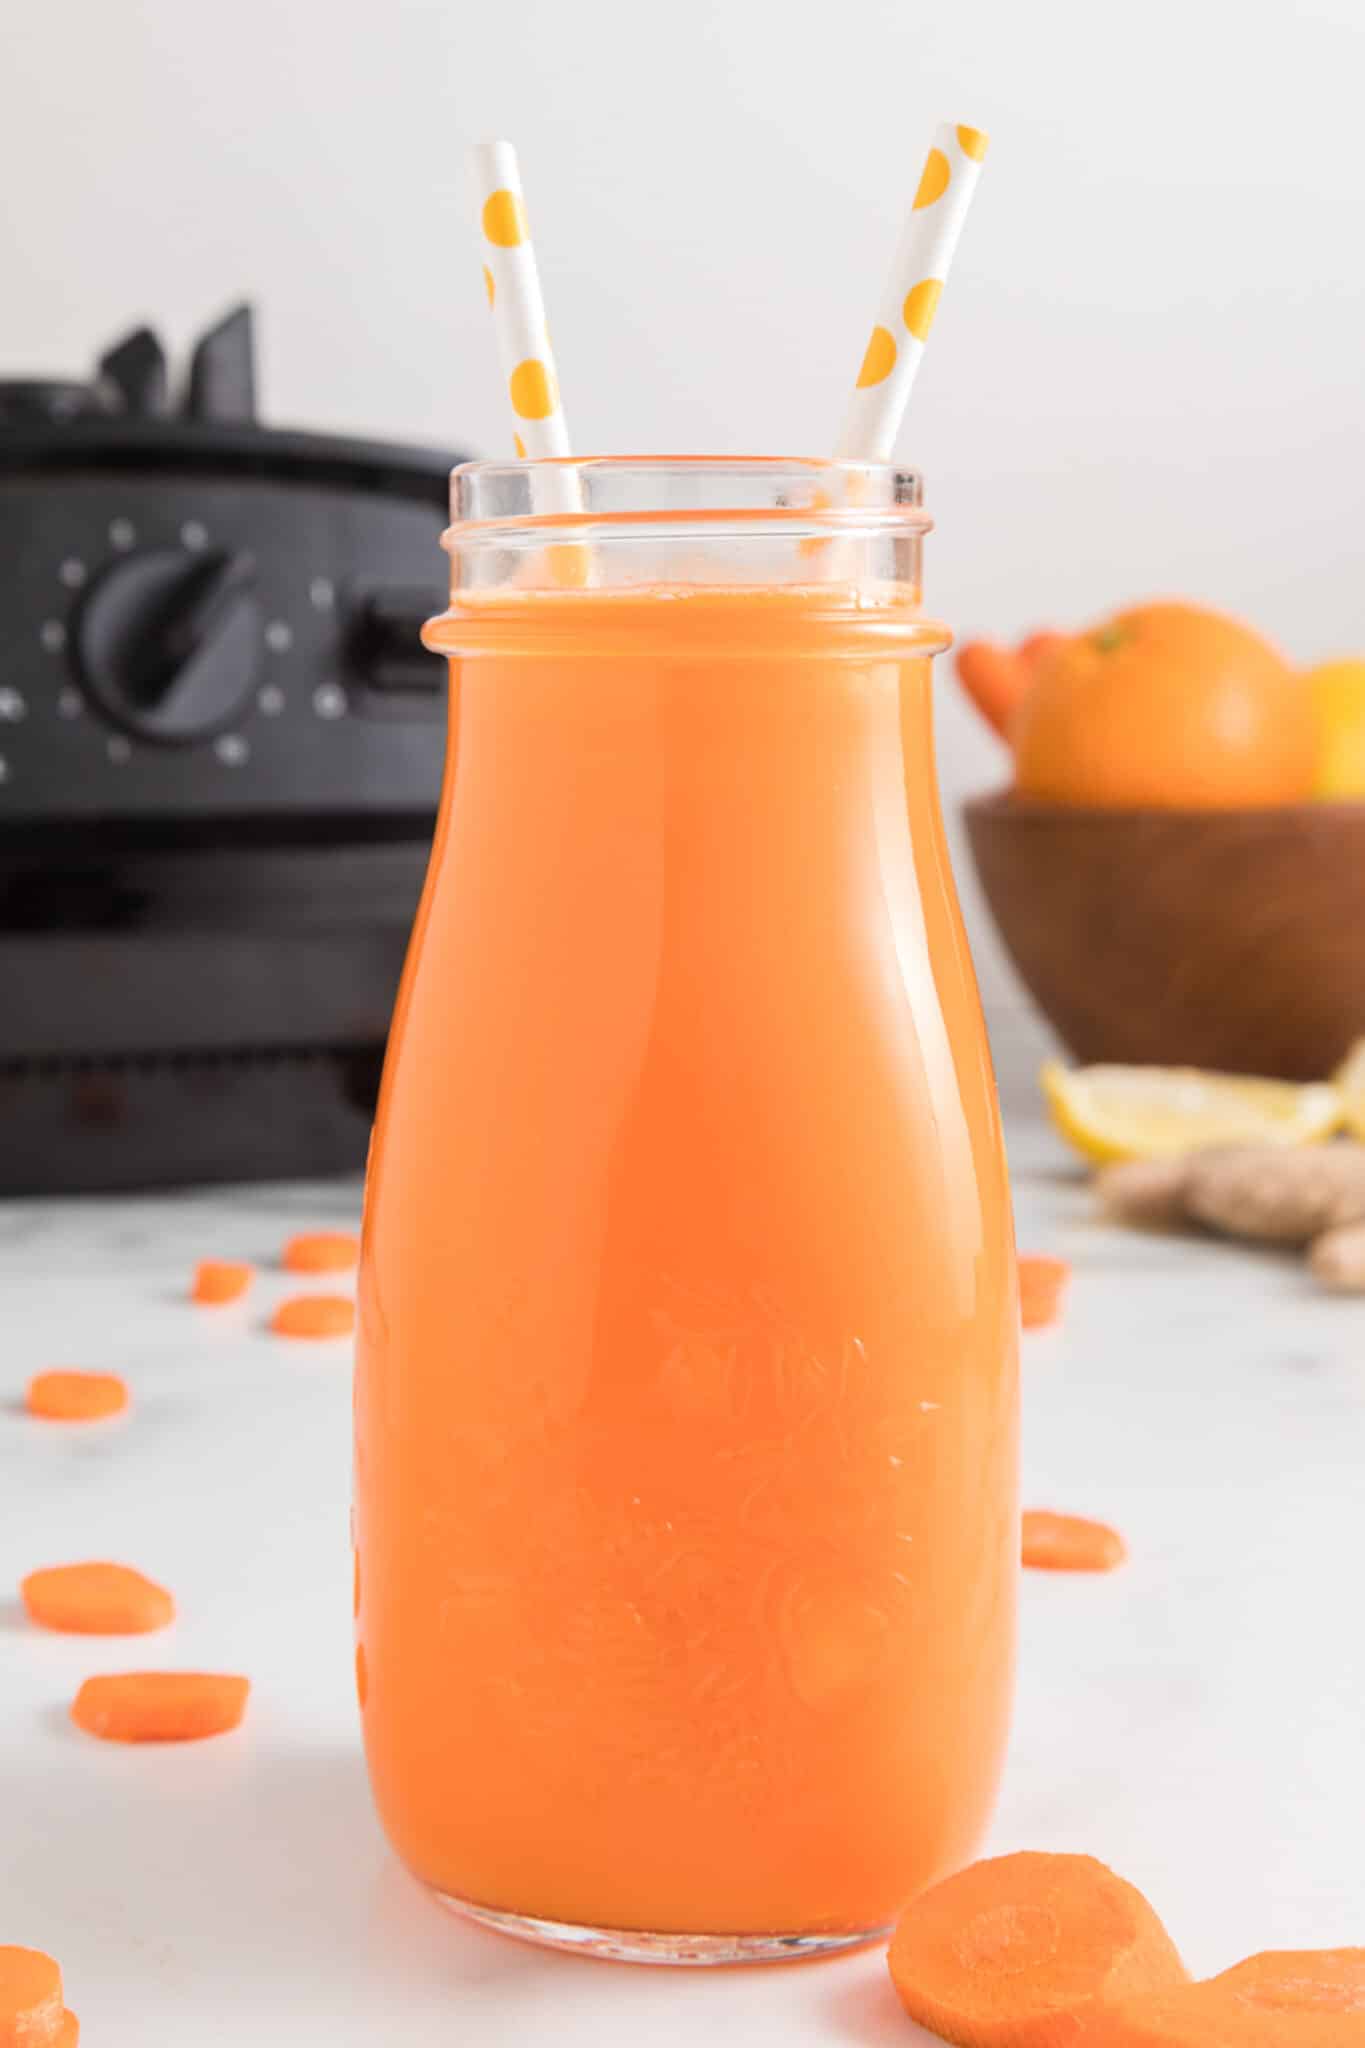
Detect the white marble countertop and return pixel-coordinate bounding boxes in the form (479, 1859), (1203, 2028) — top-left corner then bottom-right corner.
(3, 1117), (1363, 2045)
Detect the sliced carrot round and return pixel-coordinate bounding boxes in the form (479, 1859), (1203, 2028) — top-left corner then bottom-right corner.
(25, 1371), (129, 1422)
(282, 1231), (359, 1274)
(1074, 1947), (1365, 2044)
(191, 1258), (254, 1305)
(71, 1671), (249, 1744)
(888, 1852), (1187, 2047)
(0, 1945), (63, 2042)
(1020, 1254), (1071, 1330)
(270, 1294), (355, 1340)
(54, 2015), (79, 2048)
(1023, 1510), (1127, 1573)
(21, 1562), (175, 1636)
(1221, 1947), (1365, 2018)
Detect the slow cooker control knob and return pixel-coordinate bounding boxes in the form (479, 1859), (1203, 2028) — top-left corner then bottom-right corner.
(76, 548), (263, 743)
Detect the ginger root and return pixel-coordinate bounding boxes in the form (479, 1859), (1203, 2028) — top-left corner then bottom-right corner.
(1185, 1144), (1365, 1244)
(1096, 1141), (1365, 1294)
(1309, 1220), (1365, 1293)
(1095, 1157), (1192, 1231)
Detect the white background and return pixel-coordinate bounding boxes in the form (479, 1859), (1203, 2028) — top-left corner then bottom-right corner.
(4, 0), (1365, 1024)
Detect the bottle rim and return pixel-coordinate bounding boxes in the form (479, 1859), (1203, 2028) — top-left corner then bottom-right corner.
(445, 456), (930, 544)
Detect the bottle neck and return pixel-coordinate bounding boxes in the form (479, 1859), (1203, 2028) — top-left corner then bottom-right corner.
(440, 457), (937, 620)
(438, 631), (942, 846)
(426, 581), (947, 664)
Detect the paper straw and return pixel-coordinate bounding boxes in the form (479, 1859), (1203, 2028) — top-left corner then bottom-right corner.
(835, 123), (989, 461)
(470, 137), (588, 582)
(472, 139), (573, 463)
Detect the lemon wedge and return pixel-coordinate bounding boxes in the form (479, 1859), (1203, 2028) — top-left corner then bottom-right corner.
(1334, 1039), (1365, 1140)
(1041, 1059), (1342, 1164)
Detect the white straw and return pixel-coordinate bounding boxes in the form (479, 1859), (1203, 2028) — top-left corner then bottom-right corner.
(470, 137), (586, 558)
(471, 139), (573, 462)
(835, 123), (989, 461)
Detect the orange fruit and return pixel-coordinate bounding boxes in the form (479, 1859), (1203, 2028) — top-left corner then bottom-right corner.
(1305, 657), (1365, 798)
(1013, 602), (1316, 809)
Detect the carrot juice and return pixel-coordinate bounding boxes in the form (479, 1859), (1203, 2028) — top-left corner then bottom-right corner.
(354, 460), (1018, 1962)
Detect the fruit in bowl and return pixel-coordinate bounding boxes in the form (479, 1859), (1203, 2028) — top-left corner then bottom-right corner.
(958, 601), (1320, 809)
(1305, 658), (1365, 799)
(957, 602), (1365, 1078)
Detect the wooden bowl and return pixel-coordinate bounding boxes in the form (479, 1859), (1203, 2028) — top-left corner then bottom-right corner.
(964, 793), (1365, 1081)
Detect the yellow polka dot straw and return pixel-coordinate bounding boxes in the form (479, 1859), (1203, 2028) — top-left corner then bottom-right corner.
(835, 122), (989, 461)
(471, 139), (573, 465)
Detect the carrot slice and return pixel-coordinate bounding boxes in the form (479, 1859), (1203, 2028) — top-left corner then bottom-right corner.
(11, 2013), (79, 2048)
(1023, 1510), (1127, 1573)
(25, 1371), (128, 1422)
(71, 1671), (249, 1744)
(1020, 1254), (1070, 1330)
(282, 1231), (359, 1274)
(888, 1851), (1187, 2047)
(1074, 1947), (1365, 2044)
(956, 641), (1032, 742)
(270, 1294), (355, 1339)
(0, 1945), (63, 2045)
(21, 1562), (175, 1636)
(191, 1258), (254, 1304)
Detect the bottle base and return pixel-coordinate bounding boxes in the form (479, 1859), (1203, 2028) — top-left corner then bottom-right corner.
(433, 1890), (889, 1967)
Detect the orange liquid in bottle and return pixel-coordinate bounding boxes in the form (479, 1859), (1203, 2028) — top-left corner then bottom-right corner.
(356, 581), (1018, 1948)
